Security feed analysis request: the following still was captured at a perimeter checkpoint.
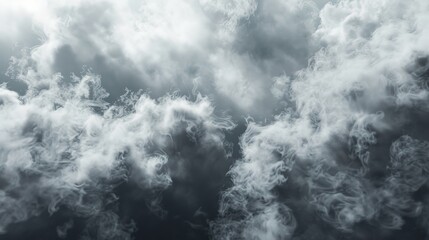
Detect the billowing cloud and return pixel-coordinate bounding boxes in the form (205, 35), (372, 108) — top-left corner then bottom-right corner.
(2, 0), (429, 239)
(214, 0), (429, 239)
(0, 67), (233, 238)
(0, 0), (323, 118)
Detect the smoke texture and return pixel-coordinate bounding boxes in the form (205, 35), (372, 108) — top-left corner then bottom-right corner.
(1, 0), (429, 239)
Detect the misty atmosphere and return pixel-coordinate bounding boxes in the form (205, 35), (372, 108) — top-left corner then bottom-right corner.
(1, 0), (429, 239)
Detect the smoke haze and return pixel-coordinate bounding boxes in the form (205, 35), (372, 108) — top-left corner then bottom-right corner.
(1, 0), (429, 239)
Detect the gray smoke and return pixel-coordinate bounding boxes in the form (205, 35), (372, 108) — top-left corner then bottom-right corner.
(213, 0), (429, 239)
(0, 67), (233, 238)
(2, 0), (429, 239)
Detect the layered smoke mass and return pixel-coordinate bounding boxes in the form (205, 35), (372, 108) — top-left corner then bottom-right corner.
(1, 0), (429, 239)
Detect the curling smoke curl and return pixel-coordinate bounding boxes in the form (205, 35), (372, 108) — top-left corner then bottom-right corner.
(0, 68), (234, 238)
(214, 0), (429, 239)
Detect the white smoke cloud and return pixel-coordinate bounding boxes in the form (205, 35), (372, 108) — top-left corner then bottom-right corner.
(0, 0), (321, 118)
(0, 65), (233, 238)
(215, 0), (429, 239)
(2, 0), (429, 239)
